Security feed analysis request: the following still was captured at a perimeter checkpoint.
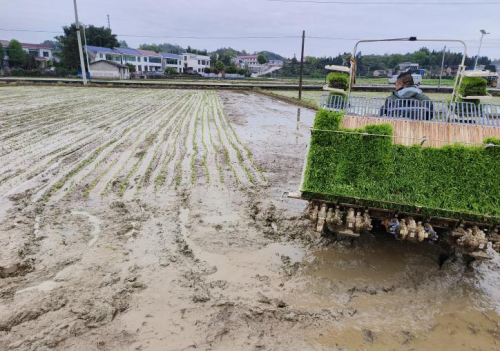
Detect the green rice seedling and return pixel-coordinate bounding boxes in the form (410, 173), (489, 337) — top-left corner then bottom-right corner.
(209, 95), (239, 185)
(213, 95), (255, 184)
(458, 76), (488, 106)
(327, 72), (349, 91)
(190, 99), (202, 185)
(200, 96), (211, 184)
(45, 140), (116, 201)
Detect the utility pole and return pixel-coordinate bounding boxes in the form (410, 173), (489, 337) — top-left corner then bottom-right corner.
(73, 0), (87, 85)
(298, 30), (305, 100)
(474, 29), (489, 70)
(82, 23), (91, 81)
(438, 45), (446, 91)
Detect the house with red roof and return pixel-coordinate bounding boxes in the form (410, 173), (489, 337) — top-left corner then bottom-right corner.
(233, 55), (265, 73)
(1, 40), (53, 68)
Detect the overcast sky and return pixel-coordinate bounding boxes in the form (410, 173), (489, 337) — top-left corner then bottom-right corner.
(1, 0), (499, 60)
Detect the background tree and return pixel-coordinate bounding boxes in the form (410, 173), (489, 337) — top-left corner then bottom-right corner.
(119, 40), (130, 48)
(139, 44), (160, 52)
(290, 55), (298, 74)
(85, 25), (119, 48)
(0, 44), (5, 71)
(24, 53), (37, 70)
(225, 65), (238, 74)
(56, 24), (119, 70)
(139, 43), (184, 54)
(215, 61), (224, 72)
(56, 26), (82, 70)
(8, 40), (26, 68)
(257, 54), (267, 65)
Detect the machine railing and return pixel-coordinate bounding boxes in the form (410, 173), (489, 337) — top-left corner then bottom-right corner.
(320, 94), (500, 126)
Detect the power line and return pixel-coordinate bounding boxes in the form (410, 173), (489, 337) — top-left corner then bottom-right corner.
(0, 29), (62, 34)
(307, 35), (500, 44)
(114, 34), (301, 39)
(268, 0), (500, 4)
(0, 29), (301, 40)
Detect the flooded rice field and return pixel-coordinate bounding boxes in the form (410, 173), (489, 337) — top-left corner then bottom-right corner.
(0, 86), (498, 351)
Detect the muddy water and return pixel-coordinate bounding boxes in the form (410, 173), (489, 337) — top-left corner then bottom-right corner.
(223, 91), (500, 350)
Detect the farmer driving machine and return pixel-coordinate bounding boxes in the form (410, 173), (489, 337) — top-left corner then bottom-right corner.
(289, 37), (500, 259)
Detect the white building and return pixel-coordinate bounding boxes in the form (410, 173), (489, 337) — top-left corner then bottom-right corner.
(160, 53), (182, 73)
(234, 55), (264, 73)
(114, 47), (142, 72)
(87, 46), (164, 74)
(137, 50), (163, 72)
(21, 43), (53, 61)
(268, 59), (283, 66)
(235, 55), (258, 67)
(182, 53), (210, 74)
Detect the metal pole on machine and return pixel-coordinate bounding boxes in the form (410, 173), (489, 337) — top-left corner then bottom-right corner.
(298, 30), (305, 100)
(438, 45), (446, 91)
(73, 0), (87, 86)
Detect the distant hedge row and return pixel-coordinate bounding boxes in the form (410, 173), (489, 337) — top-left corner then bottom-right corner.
(302, 109), (500, 223)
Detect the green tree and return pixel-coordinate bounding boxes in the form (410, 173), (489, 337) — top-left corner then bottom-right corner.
(139, 44), (160, 52)
(0, 44), (5, 70)
(215, 61), (225, 72)
(257, 54), (267, 65)
(225, 65), (238, 74)
(24, 53), (37, 70)
(56, 24), (119, 70)
(290, 55), (298, 74)
(56, 26), (82, 70)
(8, 40), (26, 68)
(125, 63), (136, 73)
(85, 25), (119, 48)
(119, 40), (130, 48)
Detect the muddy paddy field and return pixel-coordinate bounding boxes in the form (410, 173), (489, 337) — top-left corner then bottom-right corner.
(0, 86), (499, 351)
